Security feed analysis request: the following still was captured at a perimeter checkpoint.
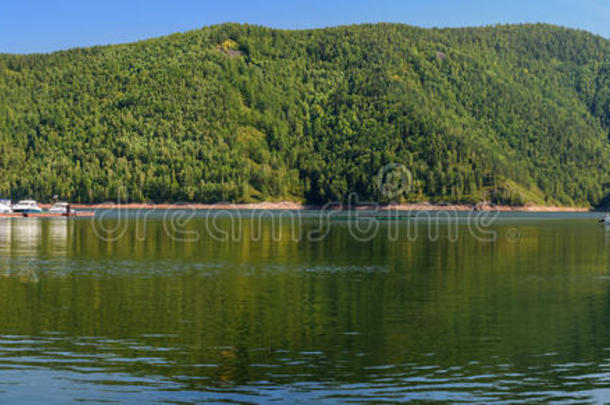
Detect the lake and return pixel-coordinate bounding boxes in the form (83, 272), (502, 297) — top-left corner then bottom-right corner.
(0, 210), (609, 403)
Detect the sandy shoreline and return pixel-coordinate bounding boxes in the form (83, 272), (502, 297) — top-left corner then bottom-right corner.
(39, 201), (593, 212)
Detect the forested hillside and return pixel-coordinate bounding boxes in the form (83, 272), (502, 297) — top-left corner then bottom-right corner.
(1, 23), (609, 206)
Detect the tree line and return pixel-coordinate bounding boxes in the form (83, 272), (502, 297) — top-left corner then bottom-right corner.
(0, 23), (609, 206)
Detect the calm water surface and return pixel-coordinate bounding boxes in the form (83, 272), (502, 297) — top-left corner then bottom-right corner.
(0, 211), (609, 403)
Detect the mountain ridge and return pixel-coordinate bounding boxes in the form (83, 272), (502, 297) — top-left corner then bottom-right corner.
(0, 23), (609, 206)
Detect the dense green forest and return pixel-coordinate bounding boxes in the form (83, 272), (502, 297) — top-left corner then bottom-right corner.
(1, 23), (610, 206)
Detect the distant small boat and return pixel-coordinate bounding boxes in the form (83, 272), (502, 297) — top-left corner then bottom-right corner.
(49, 202), (70, 214)
(0, 199), (12, 213)
(12, 200), (42, 213)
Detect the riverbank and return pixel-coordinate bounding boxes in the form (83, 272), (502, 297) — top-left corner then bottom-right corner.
(40, 201), (593, 212)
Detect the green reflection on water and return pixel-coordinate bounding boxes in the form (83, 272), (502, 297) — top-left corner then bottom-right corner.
(0, 214), (609, 402)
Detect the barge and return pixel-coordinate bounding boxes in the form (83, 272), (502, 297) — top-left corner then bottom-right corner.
(0, 211), (95, 218)
(0, 199), (95, 218)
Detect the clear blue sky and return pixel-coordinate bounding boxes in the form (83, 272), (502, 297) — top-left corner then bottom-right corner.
(1, 0), (609, 54)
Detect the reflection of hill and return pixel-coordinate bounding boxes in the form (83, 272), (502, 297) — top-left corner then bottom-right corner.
(0, 217), (607, 399)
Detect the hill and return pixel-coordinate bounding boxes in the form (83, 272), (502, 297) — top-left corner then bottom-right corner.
(1, 23), (609, 206)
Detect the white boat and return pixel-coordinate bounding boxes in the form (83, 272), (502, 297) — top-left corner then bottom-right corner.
(0, 199), (12, 213)
(12, 200), (42, 213)
(600, 216), (610, 224)
(48, 202), (70, 214)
